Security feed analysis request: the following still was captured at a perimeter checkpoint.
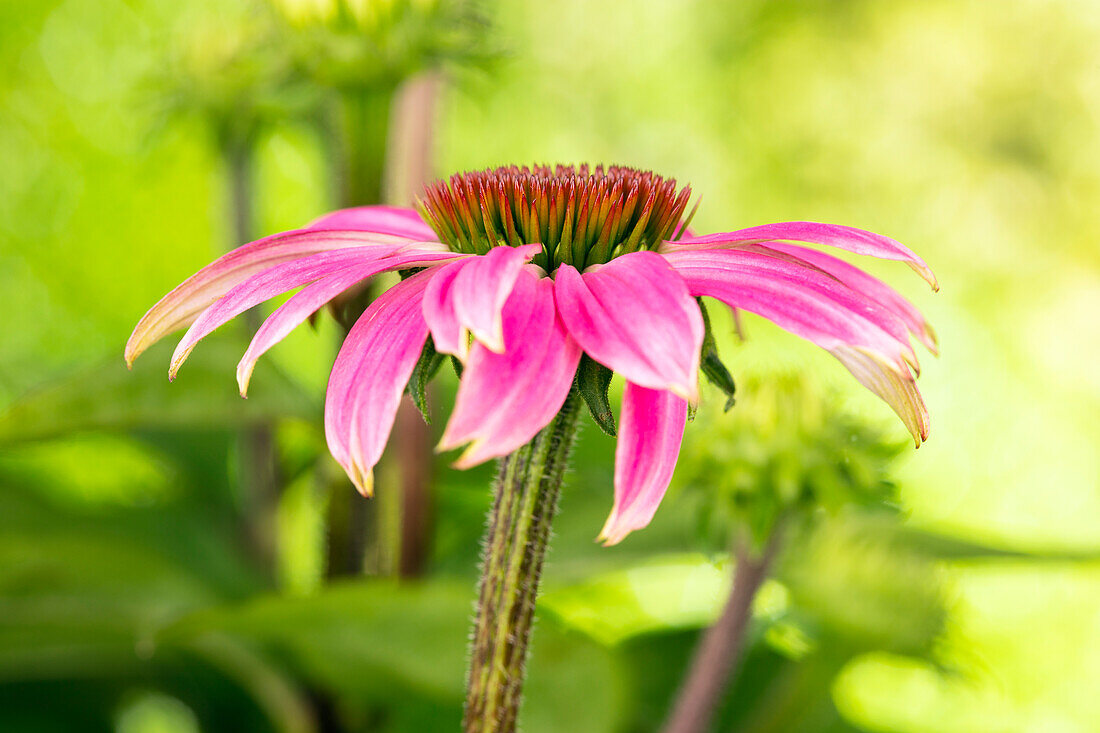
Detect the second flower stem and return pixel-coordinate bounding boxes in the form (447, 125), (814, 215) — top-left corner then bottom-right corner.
(464, 392), (582, 733)
(662, 530), (782, 733)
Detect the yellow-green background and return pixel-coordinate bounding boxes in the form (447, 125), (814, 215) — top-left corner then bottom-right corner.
(1, 1), (1098, 731)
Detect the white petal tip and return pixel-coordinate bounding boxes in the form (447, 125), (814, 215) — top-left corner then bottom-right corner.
(668, 382), (698, 403)
(473, 330), (506, 354)
(596, 529), (627, 547)
(236, 365), (254, 398)
(597, 514), (632, 546)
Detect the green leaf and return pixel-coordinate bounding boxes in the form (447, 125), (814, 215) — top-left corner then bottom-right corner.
(405, 337), (445, 424)
(0, 336), (318, 444)
(697, 298), (736, 411)
(542, 553), (786, 647)
(163, 581), (472, 701)
(575, 355), (616, 436)
(0, 527), (220, 681)
(163, 580), (621, 732)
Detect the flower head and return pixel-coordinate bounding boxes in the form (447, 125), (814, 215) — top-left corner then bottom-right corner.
(127, 164), (937, 544)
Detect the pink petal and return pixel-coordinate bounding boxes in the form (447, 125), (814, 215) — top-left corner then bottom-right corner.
(324, 270), (435, 495)
(554, 251), (703, 401)
(236, 252), (467, 395)
(663, 221), (938, 290)
(599, 383), (687, 546)
(749, 242), (937, 354)
(169, 245), (457, 379)
(307, 205), (438, 240)
(423, 244), (542, 359)
(664, 248), (929, 443)
(419, 259), (469, 358)
(126, 228), (441, 366)
(438, 270), (581, 468)
(662, 248), (918, 373)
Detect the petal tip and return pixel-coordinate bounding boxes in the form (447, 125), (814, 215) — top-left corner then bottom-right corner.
(912, 262), (939, 291)
(236, 361), (255, 398)
(451, 440), (489, 471)
(596, 524), (628, 547)
(597, 511), (632, 546)
(167, 345), (193, 381)
(668, 380), (699, 404)
(350, 465), (374, 498)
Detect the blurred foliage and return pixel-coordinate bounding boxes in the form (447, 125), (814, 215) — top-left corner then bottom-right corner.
(149, 5), (311, 152)
(0, 337), (318, 444)
(269, 0), (495, 91)
(676, 374), (902, 547)
(2, 0), (1100, 731)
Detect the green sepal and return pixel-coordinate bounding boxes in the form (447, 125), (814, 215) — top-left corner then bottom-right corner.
(575, 355), (616, 436)
(697, 298), (737, 411)
(405, 337), (445, 424)
(450, 355), (464, 379)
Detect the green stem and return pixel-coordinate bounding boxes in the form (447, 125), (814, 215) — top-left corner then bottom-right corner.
(464, 392), (583, 733)
(332, 87), (394, 208)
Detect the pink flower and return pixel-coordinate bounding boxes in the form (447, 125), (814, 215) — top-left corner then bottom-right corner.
(127, 165), (937, 545)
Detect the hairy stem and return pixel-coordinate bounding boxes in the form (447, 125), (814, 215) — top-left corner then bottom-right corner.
(464, 392), (582, 733)
(661, 531), (782, 733)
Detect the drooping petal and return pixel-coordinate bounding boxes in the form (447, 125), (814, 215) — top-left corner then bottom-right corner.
(832, 345), (930, 446)
(438, 270), (581, 468)
(236, 251), (468, 395)
(554, 251), (703, 401)
(599, 383), (687, 546)
(664, 247), (929, 442)
(307, 205), (438, 240)
(169, 245), (457, 379)
(662, 248), (918, 373)
(125, 229), (443, 366)
(662, 221), (938, 290)
(324, 270), (435, 495)
(422, 243), (542, 359)
(746, 242), (937, 353)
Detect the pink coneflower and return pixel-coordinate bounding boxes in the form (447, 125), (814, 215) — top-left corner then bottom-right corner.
(127, 164), (936, 545)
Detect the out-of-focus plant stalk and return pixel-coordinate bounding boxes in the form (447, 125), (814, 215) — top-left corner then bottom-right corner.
(331, 87), (393, 211)
(322, 84), (395, 577)
(464, 393), (582, 733)
(386, 72), (442, 578)
(226, 138), (281, 571)
(269, 0), (492, 579)
(326, 73), (443, 578)
(662, 530), (782, 733)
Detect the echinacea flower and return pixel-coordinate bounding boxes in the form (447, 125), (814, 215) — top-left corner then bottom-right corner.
(127, 164), (936, 545)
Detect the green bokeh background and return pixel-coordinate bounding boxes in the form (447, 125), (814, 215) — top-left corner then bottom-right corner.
(2, 0), (1098, 731)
